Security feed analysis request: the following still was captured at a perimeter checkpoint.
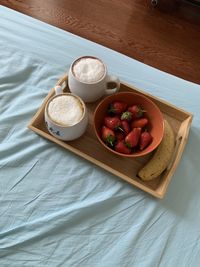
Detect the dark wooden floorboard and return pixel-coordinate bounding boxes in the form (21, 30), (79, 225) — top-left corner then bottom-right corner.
(1, 0), (200, 84)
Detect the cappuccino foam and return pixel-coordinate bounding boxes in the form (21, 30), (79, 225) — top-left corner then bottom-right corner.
(73, 57), (105, 83)
(48, 95), (83, 126)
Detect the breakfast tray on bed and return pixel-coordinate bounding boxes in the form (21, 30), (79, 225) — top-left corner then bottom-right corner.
(28, 74), (193, 198)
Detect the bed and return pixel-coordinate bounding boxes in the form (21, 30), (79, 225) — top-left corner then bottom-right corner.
(0, 6), (200, 267)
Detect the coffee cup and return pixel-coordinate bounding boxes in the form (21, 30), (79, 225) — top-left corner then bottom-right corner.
(45, 86), (88, 141)
(68, 56), (120, 103)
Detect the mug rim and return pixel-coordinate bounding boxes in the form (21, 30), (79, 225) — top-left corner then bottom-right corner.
(70, 55), (107, 84)
(45, 93), (86, 128)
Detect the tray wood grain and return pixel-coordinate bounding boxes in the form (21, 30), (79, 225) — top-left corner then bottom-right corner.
(28, 75), (193, 198)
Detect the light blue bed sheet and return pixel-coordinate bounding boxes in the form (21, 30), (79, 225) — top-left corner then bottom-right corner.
(0, 6), (200, 267)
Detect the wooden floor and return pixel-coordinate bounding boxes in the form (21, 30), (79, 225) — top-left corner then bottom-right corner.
(1, 0), (200, 84)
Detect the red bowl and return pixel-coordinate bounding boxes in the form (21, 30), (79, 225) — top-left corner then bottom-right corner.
(93, 92), (164, 157)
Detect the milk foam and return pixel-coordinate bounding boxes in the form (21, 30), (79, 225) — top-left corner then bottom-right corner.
(73, 57), (105, 83)
(48, 95), (83, 126)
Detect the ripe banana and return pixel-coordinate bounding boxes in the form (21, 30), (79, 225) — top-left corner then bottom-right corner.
(138, 119), (175, 181)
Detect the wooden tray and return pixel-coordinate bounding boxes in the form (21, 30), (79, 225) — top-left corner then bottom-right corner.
(28, 74), (193, 198)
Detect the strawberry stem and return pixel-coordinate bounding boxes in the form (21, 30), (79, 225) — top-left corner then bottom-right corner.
(108, 104), (116, 115)
(137, 107), (146, 118)
(125, 142), (131, 148)
(121, 111), (132, 121)
(106, 135), (115, 147)
(118, 126), (124, 132)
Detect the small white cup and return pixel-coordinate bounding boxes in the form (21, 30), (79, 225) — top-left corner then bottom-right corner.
(68, 56), (120, 103)
(45, 86), (88, 141)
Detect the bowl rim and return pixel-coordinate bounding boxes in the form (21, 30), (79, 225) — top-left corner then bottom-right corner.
(93, 91), (164, 158)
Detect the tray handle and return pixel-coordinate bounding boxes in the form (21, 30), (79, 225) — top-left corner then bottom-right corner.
(56, 74), (68, 91)
(167, 116), (193, 172)
(157, 116), (193, 197)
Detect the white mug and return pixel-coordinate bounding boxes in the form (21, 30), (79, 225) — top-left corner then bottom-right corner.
(45, 86), (88, 141)
(68, 56), (120, 103)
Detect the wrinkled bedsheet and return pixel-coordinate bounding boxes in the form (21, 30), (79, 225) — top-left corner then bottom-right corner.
(0, 6), (200, 267)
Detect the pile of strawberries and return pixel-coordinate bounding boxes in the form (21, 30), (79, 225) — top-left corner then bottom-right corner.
(101, 101), (153, 154)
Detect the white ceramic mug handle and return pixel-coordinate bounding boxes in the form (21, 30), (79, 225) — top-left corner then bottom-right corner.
(105, 75), (120, 95)
(54, 85), (63, 95)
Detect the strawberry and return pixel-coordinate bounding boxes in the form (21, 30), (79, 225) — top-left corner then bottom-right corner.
(125, 128), (141, 148)
(121, 120), (130, 135)
(115, 132), (125, 141)
(108, 101), (127, 115)
(115, 141), (132, 154)
(131, 118), (148, 128)
(121, 111), (132, 121)
(101, 126), (115, 147)
(104, 116), (122, 131)
(139, 131), (153, 150)
(128, 105), (145, 119)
